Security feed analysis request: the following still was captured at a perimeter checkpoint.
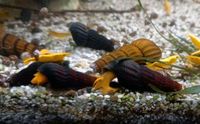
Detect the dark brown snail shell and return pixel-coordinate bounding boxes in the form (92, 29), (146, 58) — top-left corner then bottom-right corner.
(69, 22), (88, 46)
(0, 33), (39, 56)
(7, 62), (44, 86)
(38, 63), (97, 89)
(111, 59), (182, 92)
(69, 22), (114, 52)
(94, 38), (162, 73)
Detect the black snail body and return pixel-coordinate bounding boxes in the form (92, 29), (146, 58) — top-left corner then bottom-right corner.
(7, 62), (43, 86)
(37, 63), (97, 89)
(110, 59), (182, 92)
(69, 22), (114, 51)
(8, 62), (97, 89)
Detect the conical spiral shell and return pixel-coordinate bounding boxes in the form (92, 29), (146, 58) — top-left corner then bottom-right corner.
(38, 63), (97, 89)
(69, 22), (114, 51)
(112, 59), (182, 92)
(94, 38), (162, 72)
(69, 22), (88, 46)
(131, 38), (162, 60)
(0, 33), (39, 56)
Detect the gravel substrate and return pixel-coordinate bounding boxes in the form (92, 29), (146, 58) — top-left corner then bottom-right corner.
(1, 0), (200, 123)
(1, 86), (200, 124)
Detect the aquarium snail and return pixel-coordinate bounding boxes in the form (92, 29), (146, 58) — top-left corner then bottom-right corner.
(93, 59), (182, 94)
(8, 61), (97, 89)
(31, 62), (97, 89)
(0, 31), (39, 57)
(111, 59), (182, 92)
(93, 38), (162, 73)
(131, 38), (162, 60)
(7, 62), (44, 86)
(69, 22), (114, 52)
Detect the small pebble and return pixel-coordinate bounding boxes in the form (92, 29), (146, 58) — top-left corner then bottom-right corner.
(150, 12), (158, 20)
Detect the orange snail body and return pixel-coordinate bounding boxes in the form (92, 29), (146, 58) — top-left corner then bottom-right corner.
(0, 32), (39, 56)
(94, 38), (162, 72)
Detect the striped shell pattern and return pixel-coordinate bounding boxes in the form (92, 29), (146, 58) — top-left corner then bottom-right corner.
(112, 59), (182, 92)
(94, 38), (162, 72)
(8, 62), (97, 89)
(69, 22), (114, 52)
(0, 33), (38, 56)
(38, 63), (97, 89)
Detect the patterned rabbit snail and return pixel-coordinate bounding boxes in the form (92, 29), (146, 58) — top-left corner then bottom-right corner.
(93, 58), (182, 94)
(69, 22), (115, 52)
(31, 62), (97, 89)
(93, 38), (162, 73)
(8, 61), (97, 89)
(0, 30), (39, 57)
(111, 59), (182, 92)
